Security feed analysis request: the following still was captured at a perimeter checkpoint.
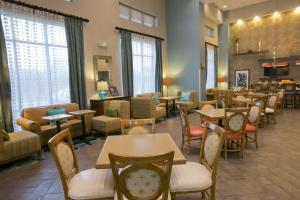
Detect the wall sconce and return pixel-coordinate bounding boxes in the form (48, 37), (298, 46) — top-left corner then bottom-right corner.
(163, 77), (172, 96)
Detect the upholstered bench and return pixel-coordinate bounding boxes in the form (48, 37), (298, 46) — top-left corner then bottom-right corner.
(0, 130), (41, 165)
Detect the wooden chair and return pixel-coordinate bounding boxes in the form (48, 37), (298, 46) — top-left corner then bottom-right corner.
(120, 118), (155, 135)
(265, 93), (278, 124)
(255, 95), (268, 128)
(178, 105), (205, 151)
(268, 83), (280, 93)
(245, 104), (262, 149)
(170, 121), (226, 200)
(233, 94), (249, 108)
(48, 129), (114, 200)
(223, 108), (249, 160)
(276, 90), (285, 113)
(283, 83), (297, 108)
(109, 151), (174, 200)
(198, 100), (218, 124)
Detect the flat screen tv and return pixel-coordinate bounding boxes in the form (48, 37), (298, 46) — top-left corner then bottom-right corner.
(264, 66), (289, 76)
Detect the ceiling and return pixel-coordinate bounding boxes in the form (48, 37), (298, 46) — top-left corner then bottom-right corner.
(200, 0), (270, 11)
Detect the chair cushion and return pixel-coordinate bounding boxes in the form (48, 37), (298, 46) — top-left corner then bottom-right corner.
(68, 168), (114, 200)
(170, 162), (212, 193)
(92, 116), (120, 133)
(265, 107), (275, 113)
(226, 133), (244, 140)
(156, 106), (166, 119)
(189, 125), (205, 137)
(245, 124), (256, 133)
(181, 92), (190, 102)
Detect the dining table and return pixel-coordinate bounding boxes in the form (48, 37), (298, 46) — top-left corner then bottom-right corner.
(95, 133), (186, 169)
(196, 108), (226, 121)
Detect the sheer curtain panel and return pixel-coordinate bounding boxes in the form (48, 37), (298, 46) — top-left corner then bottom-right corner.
(0, 2), (70, 130)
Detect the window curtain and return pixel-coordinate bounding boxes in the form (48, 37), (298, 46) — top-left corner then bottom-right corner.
(0, 15), (13, 132)
(155, 38), (163, 93)
(120, 30), (134, 97)
(214, 46), (218, 87)
(64, 17), (87, 109)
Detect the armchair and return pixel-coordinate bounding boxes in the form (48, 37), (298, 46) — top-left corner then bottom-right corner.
(131, 97), (166, 120)
(176, 90), (198, 111)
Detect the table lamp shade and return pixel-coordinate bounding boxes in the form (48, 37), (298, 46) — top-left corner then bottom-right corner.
(218, 76), (225, 83)
(97, 81), (108, 91)
(163, 77), (172, 86)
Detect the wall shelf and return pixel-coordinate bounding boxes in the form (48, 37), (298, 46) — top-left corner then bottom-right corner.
(257, 55), (300, 62)
(232, 50), (269, 56)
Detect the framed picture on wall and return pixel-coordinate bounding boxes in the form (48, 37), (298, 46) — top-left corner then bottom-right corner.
(235, 69), (250, 89)
(109, 86), (119, 96)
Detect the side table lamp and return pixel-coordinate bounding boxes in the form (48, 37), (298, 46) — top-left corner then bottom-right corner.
(97, 81), (108, 99)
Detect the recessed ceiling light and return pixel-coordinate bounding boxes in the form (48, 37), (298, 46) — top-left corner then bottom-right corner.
(237, 19), (243, 25)
(273, 11), (280, 17)
(295, 6), (300, 14)
(223, 5), (227, 8)
(254, 16), (260, 22)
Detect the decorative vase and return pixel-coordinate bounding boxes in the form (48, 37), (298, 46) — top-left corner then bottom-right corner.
(235, 42), (239, 54)
(99, 90), (107, 99)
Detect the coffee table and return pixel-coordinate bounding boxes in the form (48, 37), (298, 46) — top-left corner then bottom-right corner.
(69, 110), (96, 145)
(160, 96), (181, 118)
(95, 133), (186, 169)
(42, 114), (73, 133)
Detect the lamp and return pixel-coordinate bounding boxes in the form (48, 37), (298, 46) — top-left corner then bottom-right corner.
(97, 81), (108, 99)
(163, 77), (172, 96)
(218, 76), (225, 83)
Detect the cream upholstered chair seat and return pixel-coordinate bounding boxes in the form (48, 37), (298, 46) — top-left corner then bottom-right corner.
(68, 168), (114, 200)
(265, 107), (275, 113)
(170, 162), (212, 193)
(114, 192), (171, 200)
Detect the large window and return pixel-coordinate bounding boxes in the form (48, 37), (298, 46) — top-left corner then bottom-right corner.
(206, 43), (217, 89)
(1, 10), (70, 129)
(131, 34), (156, 96)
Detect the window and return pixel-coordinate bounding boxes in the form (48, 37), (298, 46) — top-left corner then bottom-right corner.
(119, 3), (157, 28)
(206, 43), (217, 89)
(131, 34), (156, 96)
(1, 11), (70, 130)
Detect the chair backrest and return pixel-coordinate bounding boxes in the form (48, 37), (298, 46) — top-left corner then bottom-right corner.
(104, 100), (130, 119)
(255, 96), (267, 113)
(234, 95), (249, 108)
(109, 151), (174, 200)
(248, 104), (261, 126)
(48, 129), (79, 199)
(252, 84), (265, 92)
(178, 105), (191, 137)
(277, 90), (284, 102)
(199, 100), (217, 110)
(224, 108), (249, 135)
(268, 94), (278, 109)
(200, 122), (226, 185)
(120, 118), (155, 135)
(269, 83), (280, 92)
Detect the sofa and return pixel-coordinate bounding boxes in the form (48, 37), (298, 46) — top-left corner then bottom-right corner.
(0, 130), (41, 165)
(176, 90), (198, 111)
(92, 100), (130, 136)
(17, 103), (93, 146)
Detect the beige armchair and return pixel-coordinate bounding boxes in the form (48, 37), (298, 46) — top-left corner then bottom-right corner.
(131, 97), (166, 120)
(176, 90), (198, 111)
(0, 130), (41, 165)
(16, 103), (92, 146)
(91, 100), (130, 136)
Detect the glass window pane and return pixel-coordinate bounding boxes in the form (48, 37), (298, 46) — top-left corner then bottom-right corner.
(119, 4), (129, 20)
(131, 9), (142, 24)
(206, 44), (216, 89)
(143, 14), (154, 27)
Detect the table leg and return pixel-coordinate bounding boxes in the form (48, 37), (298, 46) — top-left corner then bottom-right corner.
(56, 121), (61, 133)
(166, 100), (169, 118)
(172, 99), (176, 116)
(81, 115), (92, 145)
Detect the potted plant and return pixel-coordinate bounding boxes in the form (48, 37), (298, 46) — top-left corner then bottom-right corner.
(232, 36), (240, 54)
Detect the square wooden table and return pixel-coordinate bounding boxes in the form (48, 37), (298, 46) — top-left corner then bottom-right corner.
(159, 96), (181, 118)
(196, 108), (226, 120)
(95, 133), (186, 169)
(42, 114), (73, 133)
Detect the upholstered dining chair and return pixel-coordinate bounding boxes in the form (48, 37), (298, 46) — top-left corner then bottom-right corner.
(178, 105), (205, 152)
(198, 100), (218, 124)
(170, 121), (226, 200)
(48, 129), (114, 200)
(109, 151), (174, 200)
(223, 108), (249, 160)
(255, 95), (268, 128)
(276, 90), (285, 113)
(120, 118), (155, 135)
(265, 93), (278, 124)
(233, 95), (248, 108)
(245, 104), (262, 149)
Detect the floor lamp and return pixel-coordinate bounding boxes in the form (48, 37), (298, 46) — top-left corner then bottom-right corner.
(163, 77), (172, 96)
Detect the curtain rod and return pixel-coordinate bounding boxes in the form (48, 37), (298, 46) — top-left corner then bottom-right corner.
(2, 0), (89, 23)
(116, 27), (164, 41)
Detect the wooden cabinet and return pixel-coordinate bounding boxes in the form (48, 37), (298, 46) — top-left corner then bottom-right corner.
(90, 96), (131, 116)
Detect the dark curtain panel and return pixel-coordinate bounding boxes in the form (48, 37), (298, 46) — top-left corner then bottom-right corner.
(64, 17), (87, 109)
(155, 39), (163, 93)
(204, 43), (208, 91)
(0, 16), (13, 132)
(120, 30), (134, 97)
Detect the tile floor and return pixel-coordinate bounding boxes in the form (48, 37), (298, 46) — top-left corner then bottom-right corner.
(1, 109), (300, 200)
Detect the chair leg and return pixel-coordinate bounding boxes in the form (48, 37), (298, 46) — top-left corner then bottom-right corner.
(255, 132), (258, 149)
(37, 150), (42, 160)
(210, 186), (216, 200)
(224, 141), (228, 160)
(201, 191), (205, 199)
(171, 193), (176, 200)
(241, 140), (245, 159)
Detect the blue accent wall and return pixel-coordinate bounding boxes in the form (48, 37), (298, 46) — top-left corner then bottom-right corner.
(166, 0), (203, 98)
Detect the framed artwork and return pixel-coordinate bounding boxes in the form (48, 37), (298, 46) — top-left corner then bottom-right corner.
(235, 69), (250, 89)
(109, 86), (119, 96)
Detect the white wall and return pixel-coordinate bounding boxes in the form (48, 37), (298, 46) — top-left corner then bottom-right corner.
(19, 0), (167, 102)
